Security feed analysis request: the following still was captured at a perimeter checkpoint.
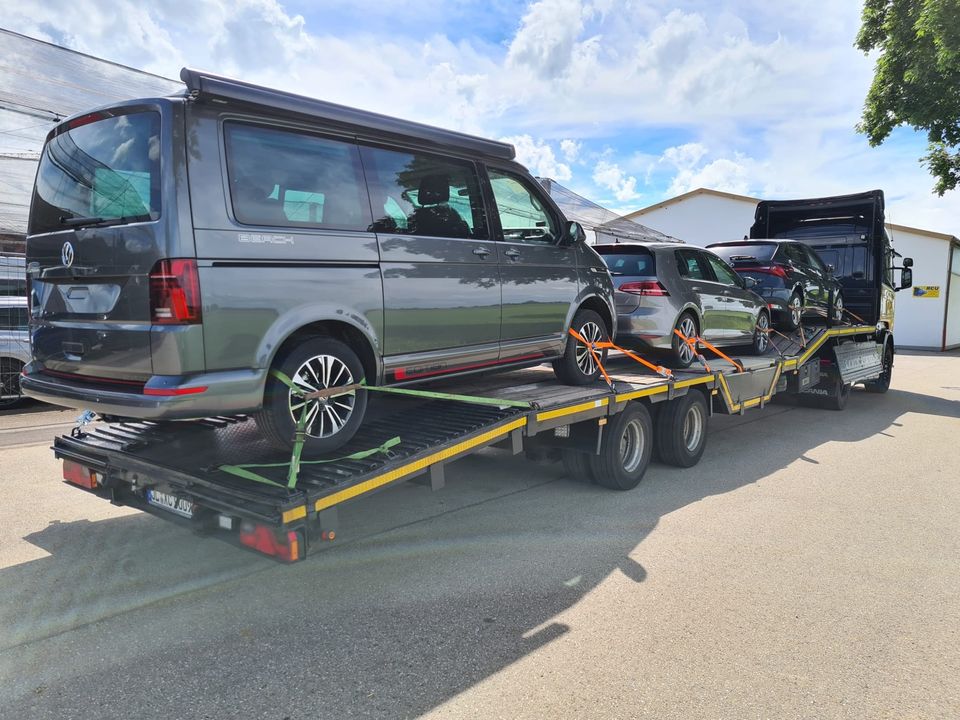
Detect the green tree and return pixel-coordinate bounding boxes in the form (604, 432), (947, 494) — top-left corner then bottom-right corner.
(856, 0), (960, 194)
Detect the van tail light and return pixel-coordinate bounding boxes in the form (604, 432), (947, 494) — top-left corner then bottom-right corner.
(620, 281), (670, 296)
(150, 259), (201, 324)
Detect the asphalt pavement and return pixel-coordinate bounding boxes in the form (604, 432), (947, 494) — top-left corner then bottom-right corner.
(0, 352), (958, 719)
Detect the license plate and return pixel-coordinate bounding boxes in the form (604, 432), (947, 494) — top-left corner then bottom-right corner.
(146, 489), (195, 519)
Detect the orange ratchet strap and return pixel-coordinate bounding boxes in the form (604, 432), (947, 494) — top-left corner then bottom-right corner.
(568, 328), (674, 382)
(673, 329), (744, 373)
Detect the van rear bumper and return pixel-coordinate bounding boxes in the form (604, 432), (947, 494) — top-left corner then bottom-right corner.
(21, 363), (266, 419)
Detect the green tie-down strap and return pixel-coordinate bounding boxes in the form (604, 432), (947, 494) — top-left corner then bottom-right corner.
(269, 369), (532, 409)
(218, 436), (402, 489)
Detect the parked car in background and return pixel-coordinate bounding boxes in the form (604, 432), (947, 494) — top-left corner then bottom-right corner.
(0, 255), (27, 297)
(21, 68), (616, 453)
(707, 239), (843, 330)
(0, 295), (30, 408)
(594, 243), (771, 368)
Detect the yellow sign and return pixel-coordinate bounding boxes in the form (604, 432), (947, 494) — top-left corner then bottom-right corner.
(913, 285), (940, 298)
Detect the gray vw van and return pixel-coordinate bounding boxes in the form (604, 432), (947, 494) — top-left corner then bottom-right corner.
(22, 69), (616, 452)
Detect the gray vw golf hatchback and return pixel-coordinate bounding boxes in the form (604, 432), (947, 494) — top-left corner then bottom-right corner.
(22, 69), (616, 452)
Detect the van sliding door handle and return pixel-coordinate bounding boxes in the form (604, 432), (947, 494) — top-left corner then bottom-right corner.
(504, 248), (521, 260)
(473, 247), (491, 258)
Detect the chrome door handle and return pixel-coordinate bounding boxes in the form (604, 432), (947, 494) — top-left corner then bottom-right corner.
(504, 248), (521, 260)
(473, 247), (491, 258)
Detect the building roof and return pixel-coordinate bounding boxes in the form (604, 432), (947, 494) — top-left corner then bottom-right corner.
(622, 188), (759, 220)
(622, 187), (959, 243)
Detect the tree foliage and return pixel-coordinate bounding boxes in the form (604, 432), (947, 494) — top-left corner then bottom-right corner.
(856, 0), (960, 194)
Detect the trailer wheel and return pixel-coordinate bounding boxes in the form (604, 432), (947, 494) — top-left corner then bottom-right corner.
(561, 449), (595, 484)
(655, 391), (709, 468)
(801, 376), (850, 411)
(589, 402), (653, 491)
(863, 342), (893, 394)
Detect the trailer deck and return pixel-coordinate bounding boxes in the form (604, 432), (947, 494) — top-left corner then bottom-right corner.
(52, 323), (885, 560)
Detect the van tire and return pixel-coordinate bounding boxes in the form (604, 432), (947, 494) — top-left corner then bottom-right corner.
(255, 337), (368, 454)
(553, 309), (608, 385)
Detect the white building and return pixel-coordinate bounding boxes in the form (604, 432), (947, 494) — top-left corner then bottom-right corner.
(620, 188), (960, 351)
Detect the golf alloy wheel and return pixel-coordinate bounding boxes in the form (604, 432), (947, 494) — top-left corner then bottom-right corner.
(754, 312), (770, 353)
(789, 294), (802, 328)
(677, 315), (697, 365)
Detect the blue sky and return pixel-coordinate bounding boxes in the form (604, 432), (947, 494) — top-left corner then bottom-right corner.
(6, 0), (959, 233)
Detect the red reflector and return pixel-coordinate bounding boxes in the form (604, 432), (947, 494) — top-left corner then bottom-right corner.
(620, 281), (670, 296)
(150, 259), (202, 324)
(63, 460), (97, 489)
(143, 386), (208, 396)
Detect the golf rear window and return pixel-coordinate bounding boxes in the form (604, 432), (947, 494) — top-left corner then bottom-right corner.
(31, 111), (161, 234)
(596, 249), (655, 276)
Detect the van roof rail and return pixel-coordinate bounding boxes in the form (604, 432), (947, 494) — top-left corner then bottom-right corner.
(178, 67), (516, 161)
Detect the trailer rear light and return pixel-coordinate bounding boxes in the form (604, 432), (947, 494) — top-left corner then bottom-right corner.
(63, 460), (98, 489)
(619, 281), (670, 296)
(239, 522), (301, 562)
(150, 259), (202, 324)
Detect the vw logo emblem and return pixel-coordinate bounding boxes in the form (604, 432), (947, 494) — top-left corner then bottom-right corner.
(61, 241), (75, 267)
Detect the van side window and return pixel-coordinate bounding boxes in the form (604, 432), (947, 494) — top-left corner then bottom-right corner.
(360, 146), (487, 239)
(487, 169), (557, 245)
(224, 123), (371, 231)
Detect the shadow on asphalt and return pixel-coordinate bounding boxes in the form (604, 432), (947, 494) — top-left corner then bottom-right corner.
(2, 385), (958, 717)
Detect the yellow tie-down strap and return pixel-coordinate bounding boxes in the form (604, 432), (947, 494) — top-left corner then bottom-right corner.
(715, 364), (783, 413)
(311, 417), (528, 513)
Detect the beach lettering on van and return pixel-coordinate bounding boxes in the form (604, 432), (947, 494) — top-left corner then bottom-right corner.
(237, 233), (295, 245)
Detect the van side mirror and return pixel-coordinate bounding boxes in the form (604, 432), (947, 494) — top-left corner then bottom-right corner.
(902, 257), (913, 268)
(564, 221), (586, 245)
(743, 276), (757, 289)
(897, 267), (913, 291)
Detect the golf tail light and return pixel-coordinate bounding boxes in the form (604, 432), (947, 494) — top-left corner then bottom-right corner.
(620, 281), (669, 296)
(150, 259), (201, 324)
(748, 264), (789, 279)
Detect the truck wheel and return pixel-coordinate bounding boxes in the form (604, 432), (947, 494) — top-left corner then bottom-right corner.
(589, 402), (653, 491)
(863, 342), (893, 394)
(800, 376), (850, 411)
(655, 391), (709, 468)
(255, 337), (368, 453)
(561, 449), (595, 484)
(553, 309), (608, 385)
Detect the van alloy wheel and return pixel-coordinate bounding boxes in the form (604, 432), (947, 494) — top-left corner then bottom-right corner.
(575, 320), (604, 376)
(288, 354), (356, 439)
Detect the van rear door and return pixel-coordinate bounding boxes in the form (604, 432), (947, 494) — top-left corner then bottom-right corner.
(27, 104), (184, 381)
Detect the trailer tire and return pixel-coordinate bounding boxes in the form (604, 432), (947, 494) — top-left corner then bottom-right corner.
(863, 342), (893, 394)
(800, 376), (850, 411)
(561, 449), (595, 484)
(589, 402), (653, 491)
(554, 309), (609, 385)
(256, 337), (368, 453)
(655, 391), (709, 468)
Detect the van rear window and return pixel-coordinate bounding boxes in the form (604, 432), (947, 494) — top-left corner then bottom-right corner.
(30, 111), (161, 234)
(224, 123), (371, 231)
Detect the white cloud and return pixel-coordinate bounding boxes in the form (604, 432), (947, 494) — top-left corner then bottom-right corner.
(501, 135), (572, 181)
(560, 139), (581, 162)
(592, 160), (641, 202)
(506, 0), (587, 79)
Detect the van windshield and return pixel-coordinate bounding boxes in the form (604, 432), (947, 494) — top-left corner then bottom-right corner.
(30, 111), (161, 234)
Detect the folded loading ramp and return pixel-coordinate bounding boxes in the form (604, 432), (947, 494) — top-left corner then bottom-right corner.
(52, 324), (882, 558)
